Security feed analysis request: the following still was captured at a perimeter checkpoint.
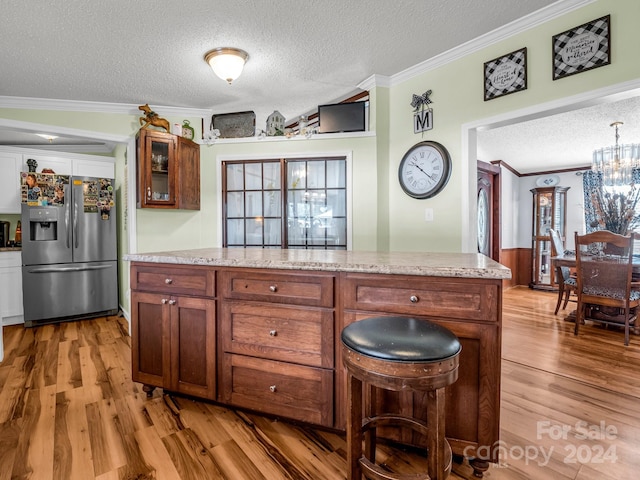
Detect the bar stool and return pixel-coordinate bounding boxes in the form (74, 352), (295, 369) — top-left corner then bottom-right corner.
(341, 316), (461, 480)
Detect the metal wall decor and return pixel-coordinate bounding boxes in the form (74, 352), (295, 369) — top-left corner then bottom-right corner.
(483, 47), (527, 101)
(552, 15), (611, 81)
(411, 90), (433, 134)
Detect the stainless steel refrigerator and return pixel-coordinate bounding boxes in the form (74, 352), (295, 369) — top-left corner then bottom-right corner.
(21, 174), (118, 327)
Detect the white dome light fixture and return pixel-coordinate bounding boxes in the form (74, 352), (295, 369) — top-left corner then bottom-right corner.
(204, 47), (249, 85)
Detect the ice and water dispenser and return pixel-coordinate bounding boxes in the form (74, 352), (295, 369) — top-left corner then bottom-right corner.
(28, 207), (60, 241)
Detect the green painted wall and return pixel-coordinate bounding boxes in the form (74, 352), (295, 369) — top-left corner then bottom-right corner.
(386, 0), (639, 252)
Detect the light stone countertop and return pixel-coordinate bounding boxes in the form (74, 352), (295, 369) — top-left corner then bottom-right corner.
(124, 248), (512, 279)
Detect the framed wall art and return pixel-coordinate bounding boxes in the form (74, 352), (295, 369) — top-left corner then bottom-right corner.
(483, 47), (527, 101)
(552, 15), (610, 81)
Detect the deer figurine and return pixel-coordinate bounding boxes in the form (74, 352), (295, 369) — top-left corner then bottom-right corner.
(138, 104), (171, 132)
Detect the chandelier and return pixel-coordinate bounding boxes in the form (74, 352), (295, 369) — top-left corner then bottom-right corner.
(592, 121), (640, 187)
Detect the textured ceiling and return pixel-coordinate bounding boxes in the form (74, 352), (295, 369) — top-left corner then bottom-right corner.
(477, 95), (640, 174)
(3, 0), (635, 173)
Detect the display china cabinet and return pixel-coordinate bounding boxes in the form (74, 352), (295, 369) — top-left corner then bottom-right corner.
(530, 186), (569, 290)
(136, 129), (200, 210)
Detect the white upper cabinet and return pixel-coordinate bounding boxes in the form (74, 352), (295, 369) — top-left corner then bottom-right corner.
(73, 158), (115, 178)
(21, 154), (72, 175)
(0, 148), (116, 213)
(0, 152), (24, 213)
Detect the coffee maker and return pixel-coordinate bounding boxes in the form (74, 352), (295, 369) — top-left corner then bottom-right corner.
(0, 221), (10, 248)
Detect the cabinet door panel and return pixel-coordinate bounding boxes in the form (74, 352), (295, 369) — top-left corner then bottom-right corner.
(131, 291), (169, 388)
(170, 296), (216, 399)
(0, 152), (23, 213)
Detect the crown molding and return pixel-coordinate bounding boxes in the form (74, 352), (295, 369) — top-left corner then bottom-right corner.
(358, 74), (392, 91)
(391, 0), (595, 86)
(0, 95), (212, 117)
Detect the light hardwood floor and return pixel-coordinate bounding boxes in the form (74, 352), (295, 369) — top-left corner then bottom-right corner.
(0, 286), (639, 479)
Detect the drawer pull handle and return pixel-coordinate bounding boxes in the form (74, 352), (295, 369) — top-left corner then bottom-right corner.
(165, 278), (173, 284)
(269, 285), (278, 292)
(161, 298), (168, 304)
(168, 299), (177, 305)
(410, 295), (419, 303)
(269, 385), (277, 393)
(269, 329), (277, 336)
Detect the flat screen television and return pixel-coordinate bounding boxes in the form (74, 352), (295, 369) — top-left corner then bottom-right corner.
(318, 102), (366, 134)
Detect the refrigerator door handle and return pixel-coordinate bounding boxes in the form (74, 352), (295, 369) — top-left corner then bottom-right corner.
(66, 197), (72, 249)
(28, 264), (113, 274)
(74, 197), (79, 249)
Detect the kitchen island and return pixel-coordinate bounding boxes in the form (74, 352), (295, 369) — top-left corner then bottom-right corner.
(125, 248), (511, 476)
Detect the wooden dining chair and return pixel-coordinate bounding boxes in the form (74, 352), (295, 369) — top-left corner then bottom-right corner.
(549, 229), (577, 315)
(574, 230), (639, 346)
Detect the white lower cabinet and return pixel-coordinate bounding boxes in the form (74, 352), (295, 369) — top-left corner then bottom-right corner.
(0, 252), (24, 327)
(0, 152), (24, 213)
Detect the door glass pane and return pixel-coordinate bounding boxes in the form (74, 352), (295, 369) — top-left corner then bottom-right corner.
(288, 161), (307, 189)
(263, 162), (280, 189)
(264, 191), (281, 217)
(226, 192), (244, 217)
(327, 160), (345, 188)
(307, 161), (325, 188)
(150, 140), (170, 202)
(326, 190), (345, 216)
(264, 218), (281, 245)
(226, 219), (244, 244)
(245, 163), (262, 190)
(246, 219), (263, 245)
(226, 164), (244, 190)
(245, 191), (262, 217)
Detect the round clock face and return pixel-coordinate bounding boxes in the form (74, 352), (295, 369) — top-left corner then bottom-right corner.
(398, 141), (452, 199)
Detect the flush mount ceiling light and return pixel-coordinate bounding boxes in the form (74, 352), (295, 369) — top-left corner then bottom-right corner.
(204, 47), (249, 85)
(35, 134), (59, 143)
(592, 121), (640, 187)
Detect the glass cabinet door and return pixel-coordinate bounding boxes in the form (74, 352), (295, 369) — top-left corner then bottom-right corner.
(530, 186), (569, 290)
(150, 140), (170, 201)
(139, 130), (176, 208)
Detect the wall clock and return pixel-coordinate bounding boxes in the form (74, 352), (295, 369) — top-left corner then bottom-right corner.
(398, 141), (452, 199)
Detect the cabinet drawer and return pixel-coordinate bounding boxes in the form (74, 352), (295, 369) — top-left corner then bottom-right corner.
(343, 274), (499, 322)
(220, 269), (334, 307)
(221, 302), (333, 368)
(131, 263), (215, 297)
(221, 353), (333, 427)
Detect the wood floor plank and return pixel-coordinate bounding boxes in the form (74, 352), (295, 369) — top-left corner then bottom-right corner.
(11, 384), (57, 480)
(162, 428), (226, 480)
(0, 420), (20, 480)
(54, 388), (94, 480)
(133, 425), (182, 480)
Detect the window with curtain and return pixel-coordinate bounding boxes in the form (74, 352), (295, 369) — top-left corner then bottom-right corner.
(222, 157), (347, 249)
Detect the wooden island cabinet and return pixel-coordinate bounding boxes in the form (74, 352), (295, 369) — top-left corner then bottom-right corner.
(126, 248), (510, 476)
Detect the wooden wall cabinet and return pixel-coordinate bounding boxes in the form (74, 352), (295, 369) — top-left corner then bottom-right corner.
(530, 186), (569, 290)
(130, 264), (216, 399)
(136, 129), (200, 210)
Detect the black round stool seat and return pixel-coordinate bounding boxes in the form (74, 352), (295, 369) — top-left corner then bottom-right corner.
(341, 316), (461, 362)
(341, 316), (461, 480)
